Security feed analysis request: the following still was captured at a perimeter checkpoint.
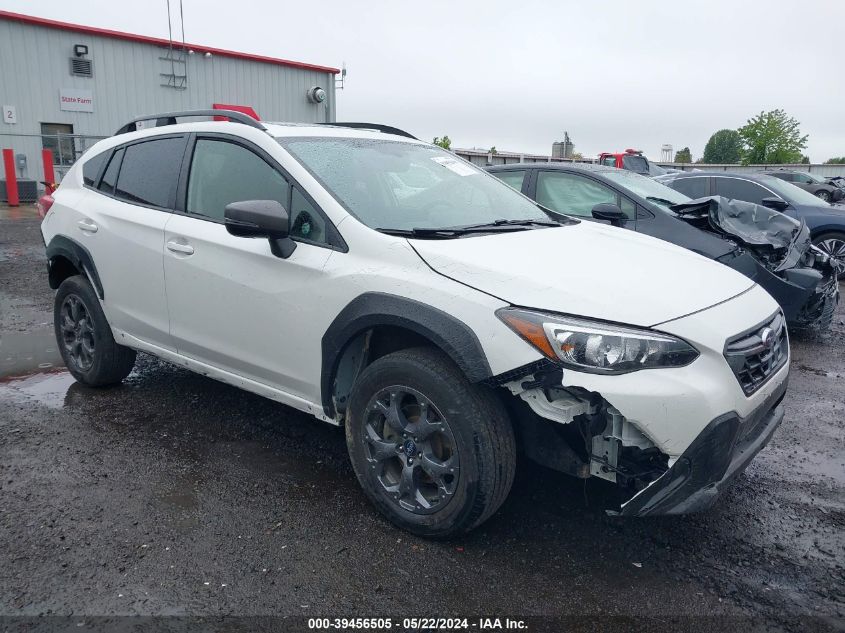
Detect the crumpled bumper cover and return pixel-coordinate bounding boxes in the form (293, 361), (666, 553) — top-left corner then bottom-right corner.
(616, 371), (788, 516)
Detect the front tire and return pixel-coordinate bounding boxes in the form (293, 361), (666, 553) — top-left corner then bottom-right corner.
(54, 275), (136, 386)
(816, 190), (832, 203)
(345, 347), (516, 538)
(813, 232), (845, 280)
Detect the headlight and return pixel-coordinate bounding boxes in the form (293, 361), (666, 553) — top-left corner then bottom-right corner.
(496, 308), (699, 374)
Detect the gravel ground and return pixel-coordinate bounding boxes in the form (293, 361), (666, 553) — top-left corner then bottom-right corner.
(1, 208), (843, 632)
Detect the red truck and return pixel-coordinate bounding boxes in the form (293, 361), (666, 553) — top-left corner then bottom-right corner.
(597, 149), (652, 175)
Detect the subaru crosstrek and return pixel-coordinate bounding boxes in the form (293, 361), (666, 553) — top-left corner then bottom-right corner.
(40, 111), (790, 537)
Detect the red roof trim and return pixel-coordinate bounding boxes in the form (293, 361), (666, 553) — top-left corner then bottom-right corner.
(0, 10), (340, 74)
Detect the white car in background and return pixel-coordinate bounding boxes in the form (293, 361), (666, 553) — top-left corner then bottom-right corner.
(39, 111), (790, 537)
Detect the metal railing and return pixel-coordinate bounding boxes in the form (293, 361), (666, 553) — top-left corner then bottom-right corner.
(0, 132), (108, 186)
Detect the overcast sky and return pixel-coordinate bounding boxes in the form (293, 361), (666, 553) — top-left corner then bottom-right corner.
(3, 0), (844, 161)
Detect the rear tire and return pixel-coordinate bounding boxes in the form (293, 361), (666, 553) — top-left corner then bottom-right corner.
(813, 232), (845, 280)
(345, 347), (516, 538)
(54, 275), (136, 386)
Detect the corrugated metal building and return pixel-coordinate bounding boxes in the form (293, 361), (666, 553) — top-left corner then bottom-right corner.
(0, 10), (339, 191)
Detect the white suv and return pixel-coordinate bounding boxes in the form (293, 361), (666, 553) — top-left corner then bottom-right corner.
(40, 111), (790, 537)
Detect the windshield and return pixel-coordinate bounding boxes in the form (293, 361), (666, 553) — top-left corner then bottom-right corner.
(757, 174), (831, 207)
(279, 137), (551, 231)
(601, 169), (690, 208)
(804, 172), (827, 184)
(622, 155), (649, 174)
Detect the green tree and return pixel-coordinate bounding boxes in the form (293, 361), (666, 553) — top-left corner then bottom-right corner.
(432, 135), (452, 150)
(674, 147), (692, 163)
(737, 109), (808, 165)
(825, 157), (845, 164)
(489, 146), (497, 155)
(800, 155), (810, 164)
(702, 129), (742, 164)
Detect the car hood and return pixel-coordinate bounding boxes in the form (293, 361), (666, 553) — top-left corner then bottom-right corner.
(410, 222), (755, 327)
(670, 196), (810, 272)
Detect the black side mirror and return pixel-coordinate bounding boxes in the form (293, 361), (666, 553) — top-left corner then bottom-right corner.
(224, 200), (297, 258)
(761, 197), (789, 211)
(591, 203), (628, 226)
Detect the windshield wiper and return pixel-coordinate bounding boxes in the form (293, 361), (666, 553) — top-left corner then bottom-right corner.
(457, 218), (562, 230)
(377, 219), (561, 239)
(377, 227), (465, 239)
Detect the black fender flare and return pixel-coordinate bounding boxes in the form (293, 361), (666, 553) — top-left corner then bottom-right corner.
(321, 292), (493, 417)
(45, 235), (105, 299)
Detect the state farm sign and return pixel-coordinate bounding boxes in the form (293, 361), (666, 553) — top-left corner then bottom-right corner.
(59, 89), (94, 112)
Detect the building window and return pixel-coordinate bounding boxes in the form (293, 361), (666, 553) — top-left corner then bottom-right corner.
(41, 123), (75, 166)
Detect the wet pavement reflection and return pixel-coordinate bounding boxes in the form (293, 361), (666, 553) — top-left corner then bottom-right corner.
(0, 328), (73, 408)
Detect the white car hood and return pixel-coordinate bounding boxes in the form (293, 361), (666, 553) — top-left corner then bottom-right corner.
(410, 221), (755, 327)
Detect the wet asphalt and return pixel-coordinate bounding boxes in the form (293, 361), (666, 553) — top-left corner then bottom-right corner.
(0, 207), (843, 632)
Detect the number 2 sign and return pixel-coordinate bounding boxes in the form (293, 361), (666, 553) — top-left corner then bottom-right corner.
(3, 106), (17, 124)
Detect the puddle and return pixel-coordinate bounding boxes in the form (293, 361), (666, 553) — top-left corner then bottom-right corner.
(0, 329), (64, 378)
(0, 371), (77, 409)
(0, 329), (73, 408)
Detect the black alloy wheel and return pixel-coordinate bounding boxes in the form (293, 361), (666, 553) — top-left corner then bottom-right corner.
(361, 386), (459, 514)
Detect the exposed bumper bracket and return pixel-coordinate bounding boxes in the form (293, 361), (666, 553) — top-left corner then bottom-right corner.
(615, 372), (789, 516)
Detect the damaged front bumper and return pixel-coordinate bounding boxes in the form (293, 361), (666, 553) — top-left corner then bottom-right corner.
(615, 371), (788, 516)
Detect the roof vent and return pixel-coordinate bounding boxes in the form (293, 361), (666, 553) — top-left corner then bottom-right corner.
(70, 58), (93, 77)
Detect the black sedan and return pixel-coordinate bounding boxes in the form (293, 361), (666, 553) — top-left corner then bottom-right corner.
(657, 170), (845, 278)
(488, 163), (839, 330)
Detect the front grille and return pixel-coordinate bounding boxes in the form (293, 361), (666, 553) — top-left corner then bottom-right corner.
(724, 311), (788, 396)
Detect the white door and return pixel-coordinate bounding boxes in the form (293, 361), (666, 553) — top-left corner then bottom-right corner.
(163, 136), (336, 399)
(78, 136), (186, 349)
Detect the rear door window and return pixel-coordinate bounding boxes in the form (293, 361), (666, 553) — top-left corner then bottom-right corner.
(114, 137), (185, 209)
(713, 178), (771, 205)
(671, 177), (708, 199)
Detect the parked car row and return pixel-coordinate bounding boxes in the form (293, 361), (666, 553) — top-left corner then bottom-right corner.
(489, 164), (840, 327)
(656, 171), (845, 279)
(39, 113), (800, 537)
(765, 169), (844, 203)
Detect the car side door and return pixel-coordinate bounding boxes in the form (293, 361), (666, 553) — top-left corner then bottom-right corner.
(162, 133), (340, 399)
(529, 170), (637, 227)
(75, 135), (186, 350)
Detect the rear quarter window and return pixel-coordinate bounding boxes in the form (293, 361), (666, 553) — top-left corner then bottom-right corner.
(82, 151), (108, 187)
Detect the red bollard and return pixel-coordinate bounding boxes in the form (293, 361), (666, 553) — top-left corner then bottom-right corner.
(2, 148), (19, 207)
(42, 149), (56, 190)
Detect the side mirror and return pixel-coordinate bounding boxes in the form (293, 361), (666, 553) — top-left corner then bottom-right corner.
(224, 200), (297, 258)
(761, 197), (789, 211)
(591, 203), (628, 226)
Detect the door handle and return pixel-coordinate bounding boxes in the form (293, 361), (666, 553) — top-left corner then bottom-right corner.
(77, 219), (98, 233)
(166, 240), (194, 255)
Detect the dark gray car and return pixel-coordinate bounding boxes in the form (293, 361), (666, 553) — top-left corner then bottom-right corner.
(489, 163), (839, 329)
(764, 170), (844, 203)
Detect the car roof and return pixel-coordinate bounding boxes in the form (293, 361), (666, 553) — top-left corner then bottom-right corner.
(487, 162), (618, 174)
(105, 119), (422, 146)
(664, 171), (770, 180)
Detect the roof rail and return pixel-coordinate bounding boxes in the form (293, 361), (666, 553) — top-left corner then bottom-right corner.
(321, 122), (417, 140)
(115, 109), (267, 135)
